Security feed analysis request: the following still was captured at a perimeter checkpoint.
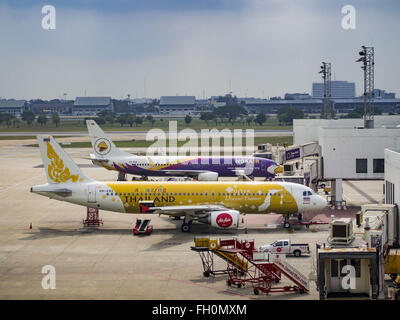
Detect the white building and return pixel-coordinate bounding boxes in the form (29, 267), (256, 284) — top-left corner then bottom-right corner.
(385, 148), (399, 206)
(293, 116), (400, 207)
(294, 116), (400, 145)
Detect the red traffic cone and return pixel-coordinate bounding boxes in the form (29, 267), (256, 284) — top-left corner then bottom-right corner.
(29, 223), (32, 229)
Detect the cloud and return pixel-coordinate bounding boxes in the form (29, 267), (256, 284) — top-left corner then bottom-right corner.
(0, 1), (399, 100)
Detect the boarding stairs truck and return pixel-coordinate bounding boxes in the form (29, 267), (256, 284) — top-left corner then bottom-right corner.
(259, 239), (310, 257)
(192, 237), (310, 295)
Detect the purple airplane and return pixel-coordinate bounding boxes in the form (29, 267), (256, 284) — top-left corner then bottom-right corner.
(86, 120), (280, 181)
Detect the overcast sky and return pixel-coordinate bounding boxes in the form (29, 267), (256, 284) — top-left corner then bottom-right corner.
(0, 0), (399, 100)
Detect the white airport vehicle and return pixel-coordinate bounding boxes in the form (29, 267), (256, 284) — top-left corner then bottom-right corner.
(259, 239), (310, 257)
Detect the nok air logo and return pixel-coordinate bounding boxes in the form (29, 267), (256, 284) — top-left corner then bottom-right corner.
(95, 138), (111, 155)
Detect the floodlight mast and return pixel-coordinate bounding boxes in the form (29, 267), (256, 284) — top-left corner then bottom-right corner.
(356, 46), (375, 128)
(319, 62), (332, 119)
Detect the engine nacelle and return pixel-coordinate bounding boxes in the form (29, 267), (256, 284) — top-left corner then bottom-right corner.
(197, 171), (219, 181)
(205, 210), (240, 229)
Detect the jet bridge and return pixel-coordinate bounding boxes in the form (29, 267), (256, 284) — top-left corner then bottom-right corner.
(282, 141), (321, 163)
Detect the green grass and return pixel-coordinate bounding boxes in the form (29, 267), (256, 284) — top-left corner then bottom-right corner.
(27, 136), (293, 149)
(0, 135), (71, 140)
(0, 118), (292, 132)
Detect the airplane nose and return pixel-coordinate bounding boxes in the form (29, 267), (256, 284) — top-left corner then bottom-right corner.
(318, 195), (328, 209)
(267, 164), (282, 175)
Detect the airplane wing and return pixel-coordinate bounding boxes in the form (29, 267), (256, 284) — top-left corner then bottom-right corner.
(140, 204), (228, 217)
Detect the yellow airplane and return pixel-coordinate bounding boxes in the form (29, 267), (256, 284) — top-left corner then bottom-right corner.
(31, 136), (327, 232)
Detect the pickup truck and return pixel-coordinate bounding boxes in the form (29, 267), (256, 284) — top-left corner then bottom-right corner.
(259, 239), (310, 257)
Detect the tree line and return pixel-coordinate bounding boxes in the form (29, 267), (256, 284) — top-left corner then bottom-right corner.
(199, 105), (269, 126)
(0, 110), (60, 128)
(85, 110), (156, 127)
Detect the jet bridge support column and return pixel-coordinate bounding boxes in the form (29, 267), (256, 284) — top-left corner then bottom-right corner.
(331, 179), (346, 210)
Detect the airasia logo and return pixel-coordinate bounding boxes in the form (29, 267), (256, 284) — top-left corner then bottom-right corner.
(216, 213), (233, 228)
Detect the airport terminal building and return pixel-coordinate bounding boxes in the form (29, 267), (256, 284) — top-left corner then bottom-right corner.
(293, 116), (400, 207)
(0, 99), (29, 116)
(72, 97), (114, 116)
(385, 148), (399, 206)
(158, 96), (196, 115)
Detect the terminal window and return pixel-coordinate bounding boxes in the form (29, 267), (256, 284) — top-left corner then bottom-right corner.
(356, 159), (368, 173)
(373, 159), (384, 173)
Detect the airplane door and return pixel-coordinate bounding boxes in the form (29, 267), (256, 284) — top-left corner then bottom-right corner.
(283, 185), (293, 204)
(88, 185), (96, 203)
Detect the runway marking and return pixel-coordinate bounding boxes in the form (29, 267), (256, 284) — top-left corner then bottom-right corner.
(343, 181), (379, 204)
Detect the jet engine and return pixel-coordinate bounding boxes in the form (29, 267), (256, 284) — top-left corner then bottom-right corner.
(199, 210), (240, 229)
(197, 171), (219, 181)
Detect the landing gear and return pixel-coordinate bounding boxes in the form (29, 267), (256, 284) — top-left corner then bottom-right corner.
(181, 223), (191, 233)
(117, 172), (127, 181)
(181, 217), (193, 232)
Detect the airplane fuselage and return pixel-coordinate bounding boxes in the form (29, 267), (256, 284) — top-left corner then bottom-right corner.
(32, 180), (327, 216)
(94, 155), (279, 178)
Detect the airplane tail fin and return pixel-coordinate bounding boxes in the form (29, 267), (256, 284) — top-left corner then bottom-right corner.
(86, 119), (132, 158)
(37, 135), (92, 184)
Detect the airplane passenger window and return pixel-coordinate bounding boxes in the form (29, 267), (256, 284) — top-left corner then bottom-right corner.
(200, 193), (203, 196)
